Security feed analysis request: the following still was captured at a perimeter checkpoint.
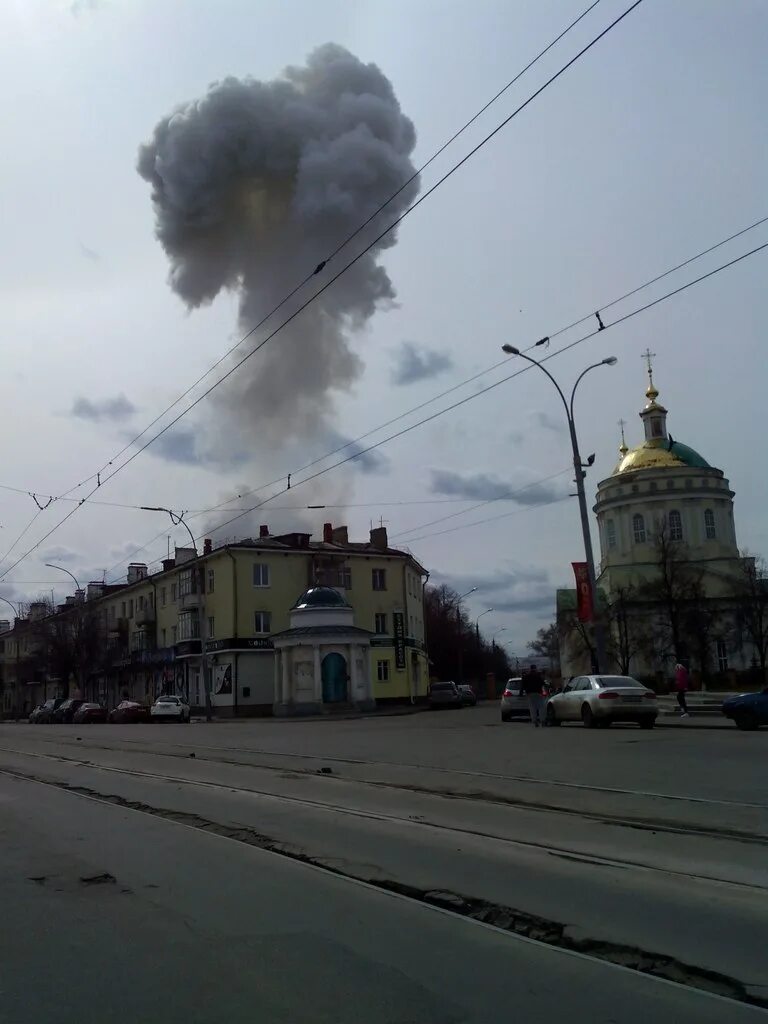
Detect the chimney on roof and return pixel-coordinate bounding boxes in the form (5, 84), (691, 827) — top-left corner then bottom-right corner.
(332, 525), (348, 546)
(74, 588), (85, 604)
(175, 546), (196, 565)
(323, 522), (333, 543)
(259, 525), (269, 538)
(86, 582), (105, 601)
(162, 558), (175, 572)
(127, 563), (148, 584)
(370, 526), (388, 551)
(65, 596), (76, 608)
(203, 538), (212, 555)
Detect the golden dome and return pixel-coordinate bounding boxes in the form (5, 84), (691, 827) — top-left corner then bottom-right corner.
(613, 438), (710, 476)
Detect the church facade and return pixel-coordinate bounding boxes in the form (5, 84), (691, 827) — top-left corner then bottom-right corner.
(558, 358), (757, 686)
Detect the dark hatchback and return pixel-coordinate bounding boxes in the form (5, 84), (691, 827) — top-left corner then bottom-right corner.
(721, 687), (768, 730)
(52, 698), (85, 723)
(33, 698), (65, 723)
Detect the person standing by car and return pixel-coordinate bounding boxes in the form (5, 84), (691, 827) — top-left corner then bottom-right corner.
(674, 663), (690, 717)
(523, 664), (546, 727)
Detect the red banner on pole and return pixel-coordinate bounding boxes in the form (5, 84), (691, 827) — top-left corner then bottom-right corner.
(572, 562), (593, 622)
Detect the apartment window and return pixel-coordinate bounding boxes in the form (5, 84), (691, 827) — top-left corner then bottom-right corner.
(649, 481), (657, 492)
(161, 628), (167, 647)
(606, 519), (616, 549)
(339, 567), (352, 590)
(372, 568), (387, 591)
(666, 480), (675, 490)
(716, 640), (728, 672)
(377, 660), (390, 682)
(704, 508), (716, 540)
(632, 513), (646, 544)
(254, 611), (271, 634)
(374, 613), (387, 634)
(138, 595), (145, 611)
(685, 479), (693, 490)
(109, 605), (116, 622)
(207, 569), (215, 594)
(171, 583), (177, 601)
(178, 611), (200, 640)
(253, 563), (270, 588)
(148, 592), (154, 608)
(179, 570), (196, 597)
(121, 601), (126, 618)
(668, 510), (683, 541)
(161, 587), (167, 607)
(128, 598), (134, 618)
(207, 616), (215, 638)
(171, 625), (178, 644)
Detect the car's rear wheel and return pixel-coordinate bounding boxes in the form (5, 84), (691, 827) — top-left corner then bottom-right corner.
(545, 704), (560, 727)
(734, 711), (759, 731)
(639, 718), (654, 729)
(581, 704), (597, 728)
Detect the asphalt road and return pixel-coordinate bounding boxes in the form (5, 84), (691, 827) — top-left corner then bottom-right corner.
(1, 705), (766, 1021)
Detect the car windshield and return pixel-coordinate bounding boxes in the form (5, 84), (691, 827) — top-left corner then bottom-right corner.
(430, 683), (455, 691)
(157, 697), (179, 704)
(596, 676), (644, 688)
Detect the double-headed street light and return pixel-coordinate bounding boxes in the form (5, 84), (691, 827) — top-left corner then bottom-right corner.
(454, 586), (477, 684)
(501, 343), (617, 672)
(140, 505), (212, 722)
(475, 607), (493, 644)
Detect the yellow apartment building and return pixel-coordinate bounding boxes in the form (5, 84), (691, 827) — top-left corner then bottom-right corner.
(0, 524), (429, 717)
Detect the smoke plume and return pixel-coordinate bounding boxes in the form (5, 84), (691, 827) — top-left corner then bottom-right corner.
(138, 43), (418, 446)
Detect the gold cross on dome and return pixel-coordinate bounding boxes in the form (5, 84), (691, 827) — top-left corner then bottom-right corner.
(618, 418), (627, 445)
(641, 347), (656, 378)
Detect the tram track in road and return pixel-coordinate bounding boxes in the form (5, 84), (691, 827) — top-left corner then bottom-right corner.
(1, 761), (766, 1013)
(0, 747), (766, 886)
(1, 736), (765, 848)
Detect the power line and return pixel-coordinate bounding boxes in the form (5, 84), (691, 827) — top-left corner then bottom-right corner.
(403, 493), (573, 544)
(0, 1), (645, 580)
(103, 229), (768, 582)
(167, 238), (768, 555)
(56, 0), (605, 501)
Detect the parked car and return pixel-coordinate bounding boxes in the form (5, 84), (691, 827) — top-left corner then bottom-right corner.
(52, 698), (85, 723)
(721, 687), (768, 731)
(108, 700), (151, 724)
(457, 684), (477, 707)
(28, 705), (46, 723)
(428, 681), (463, 709)
(500, 678), (529, 722)
(73, 702), (108, 724)
(546, 675), (657, 729)
(150, 695), (191, 723)
(34, 698), (66, 724)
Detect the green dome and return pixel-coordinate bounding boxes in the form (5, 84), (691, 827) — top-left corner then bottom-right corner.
(667, 440), (710, 468)
(292, 586), (351, 610)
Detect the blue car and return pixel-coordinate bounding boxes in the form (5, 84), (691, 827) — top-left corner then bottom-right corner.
(721, 687), (768, 730)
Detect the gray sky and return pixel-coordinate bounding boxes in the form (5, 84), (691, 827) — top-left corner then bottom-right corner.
(1, 0), (766, 656)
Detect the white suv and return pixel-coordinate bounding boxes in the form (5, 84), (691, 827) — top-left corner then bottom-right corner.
(150, 695), (191, 723)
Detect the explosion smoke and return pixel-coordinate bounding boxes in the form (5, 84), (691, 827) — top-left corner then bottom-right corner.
(138, 43), (418, 446)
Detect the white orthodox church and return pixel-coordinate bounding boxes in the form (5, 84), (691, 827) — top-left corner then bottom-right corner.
(558, 355), (755, 685)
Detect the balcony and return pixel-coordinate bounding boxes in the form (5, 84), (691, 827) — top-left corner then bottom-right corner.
(107, 617), (128, 637)
(135, 604), (155, 627)
(180, 591), (201, 610)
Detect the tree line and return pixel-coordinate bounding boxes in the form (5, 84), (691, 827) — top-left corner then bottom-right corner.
(424, 584), (514, 688)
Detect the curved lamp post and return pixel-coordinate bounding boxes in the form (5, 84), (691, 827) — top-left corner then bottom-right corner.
(475, 607), (493, 643)
(501, 344), (617, 672)
(44, 563), (82, 593)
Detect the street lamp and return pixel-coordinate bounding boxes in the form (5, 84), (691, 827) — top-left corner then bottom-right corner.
(140, 506), (212, 722)
(0, 595), (19, 619)
(45, 564), (82, 593)
(501, 343), (617, 672)
(475, 607), (493, 644)
(454, 586), (477, 684)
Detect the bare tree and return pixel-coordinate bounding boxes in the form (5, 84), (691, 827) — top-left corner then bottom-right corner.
(527, 622), (561, 675)
(732, 554), (768, 682)
(31, 599), (106, 697)
(604, 585), (643, 675)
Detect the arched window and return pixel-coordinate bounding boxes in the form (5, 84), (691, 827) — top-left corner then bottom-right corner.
(668, 509), (683, 541)
(606, 519), (616, 549)
(704, 508), (716, 540)
(632, 513), (646, 544)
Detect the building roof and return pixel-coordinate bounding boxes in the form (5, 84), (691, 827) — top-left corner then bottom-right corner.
(291, 586), (351, 610)
(613, 438), (711, 475)
(270, 624), (374, 641)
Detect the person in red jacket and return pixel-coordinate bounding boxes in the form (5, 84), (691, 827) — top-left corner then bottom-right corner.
(674, 663), (690, 717)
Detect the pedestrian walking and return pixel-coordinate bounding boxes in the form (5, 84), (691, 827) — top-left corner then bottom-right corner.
(674, 663), (690, 717)
(523, 664), (546, 727)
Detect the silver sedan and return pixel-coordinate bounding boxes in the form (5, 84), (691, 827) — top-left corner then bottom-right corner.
(546, 674), (657, 729)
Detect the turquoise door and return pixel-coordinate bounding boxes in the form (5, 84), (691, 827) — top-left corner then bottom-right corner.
(321, 653), (348, 704)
